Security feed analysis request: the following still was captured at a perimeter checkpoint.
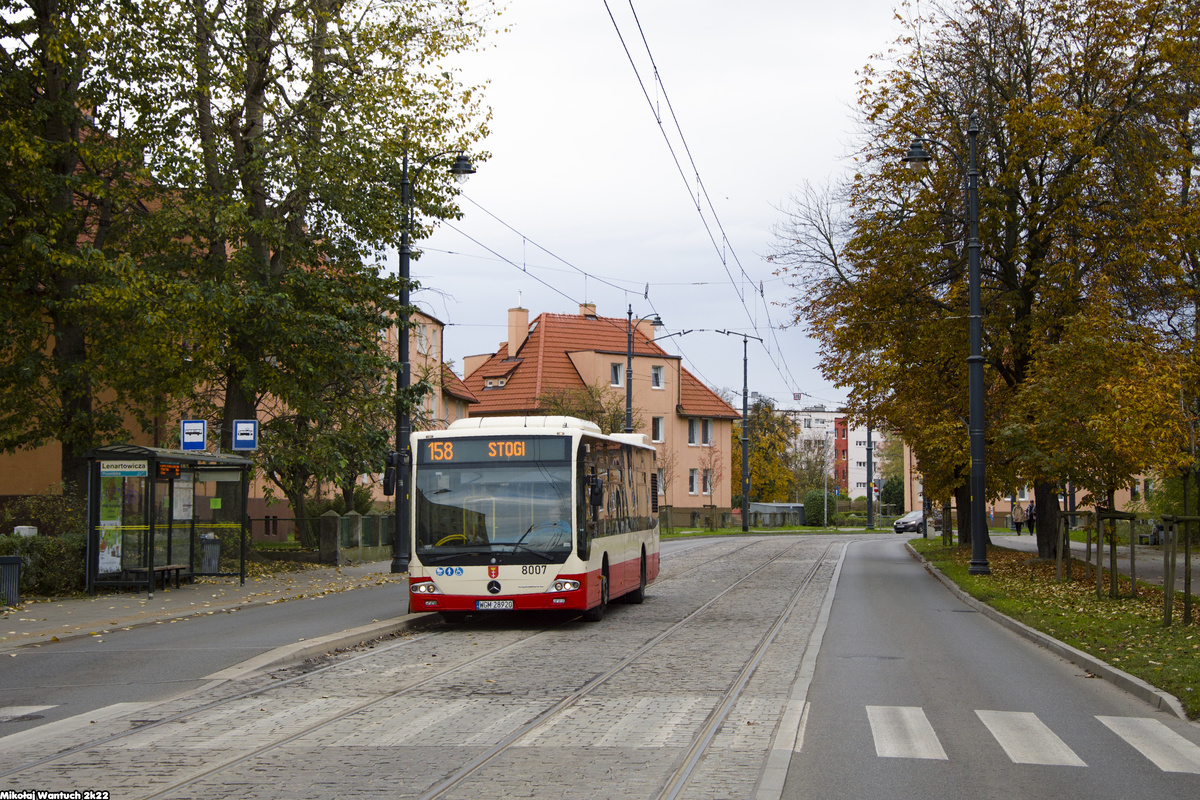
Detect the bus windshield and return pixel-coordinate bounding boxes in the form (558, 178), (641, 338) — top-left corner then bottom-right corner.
(414, 461), (574, 564)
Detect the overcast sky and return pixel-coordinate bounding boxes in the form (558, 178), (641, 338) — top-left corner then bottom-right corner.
(403, 0), (904, 411)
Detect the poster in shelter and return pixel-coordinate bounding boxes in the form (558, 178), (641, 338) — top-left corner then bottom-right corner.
(98, 477), (123, 574)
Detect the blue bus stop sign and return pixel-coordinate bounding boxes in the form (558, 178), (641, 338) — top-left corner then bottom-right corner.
(181, 420), (206, 451)
(232, 419), (259, 450)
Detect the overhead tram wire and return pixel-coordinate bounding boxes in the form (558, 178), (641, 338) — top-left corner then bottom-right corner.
(618, 0), (789, 343)
(439, 216), (727, 391)
(603, 0), (802, 398)
(442, 220), (662, 349)
(442, 195), (795, 398)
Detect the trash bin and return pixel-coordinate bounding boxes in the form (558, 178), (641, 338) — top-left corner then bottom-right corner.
(201, 534), (220, 573)
(0, 555), (21, 607)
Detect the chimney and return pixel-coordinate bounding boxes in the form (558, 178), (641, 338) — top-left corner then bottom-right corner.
(508, 307), (529, 354)
(579, 302), (597, 318)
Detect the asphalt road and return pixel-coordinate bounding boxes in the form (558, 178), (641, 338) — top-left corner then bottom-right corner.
(783, 538), (1200, 800)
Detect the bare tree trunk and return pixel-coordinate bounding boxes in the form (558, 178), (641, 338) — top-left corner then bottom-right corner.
(954, 484), (971, 547)
(1034, 482), (1060, 559)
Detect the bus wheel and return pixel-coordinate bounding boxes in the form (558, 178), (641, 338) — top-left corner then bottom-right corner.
(583, 575), (608, 622)
(625, 557), (646, 604)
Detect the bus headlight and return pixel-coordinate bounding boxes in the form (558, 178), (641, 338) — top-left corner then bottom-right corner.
(410, 581), (443, 594)
(548, 579), (580, 593)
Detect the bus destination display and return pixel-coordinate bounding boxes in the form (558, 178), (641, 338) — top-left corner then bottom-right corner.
(417, 436), (569, 464)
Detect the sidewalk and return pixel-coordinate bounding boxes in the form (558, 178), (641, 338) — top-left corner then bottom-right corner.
(0, 560), (410, 655)
(992, 531), (1199, 592)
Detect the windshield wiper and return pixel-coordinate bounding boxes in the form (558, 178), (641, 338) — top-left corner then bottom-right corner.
(491, 540), (555, 562)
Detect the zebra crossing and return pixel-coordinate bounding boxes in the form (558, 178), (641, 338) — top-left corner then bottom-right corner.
(4, 702), (1200, 777)
(856, 705), (1200, 773)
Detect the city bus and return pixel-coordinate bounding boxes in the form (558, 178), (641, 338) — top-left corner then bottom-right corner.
(406, 416), (660, 622)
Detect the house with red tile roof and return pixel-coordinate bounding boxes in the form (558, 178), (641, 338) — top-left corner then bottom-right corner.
(462, 303), (740, 513)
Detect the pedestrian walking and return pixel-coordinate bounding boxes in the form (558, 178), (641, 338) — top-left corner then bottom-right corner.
(1027, 503), (1036, 536)
(1012, 503), (1026, 535)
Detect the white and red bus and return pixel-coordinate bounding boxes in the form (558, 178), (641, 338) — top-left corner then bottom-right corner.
(406, 416), (659, 622)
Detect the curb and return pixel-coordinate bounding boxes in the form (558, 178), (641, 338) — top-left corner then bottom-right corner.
(203, 612), (439, 682)
(906, 543), (1190, 722)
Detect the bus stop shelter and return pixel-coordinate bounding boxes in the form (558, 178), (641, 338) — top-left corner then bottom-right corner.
(84, 445), (253, 597)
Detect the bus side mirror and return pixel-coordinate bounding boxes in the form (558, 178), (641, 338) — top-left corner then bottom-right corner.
(587, 476), (603, 507)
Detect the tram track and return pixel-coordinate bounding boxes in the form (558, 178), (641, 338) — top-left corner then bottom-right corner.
(2, 536), (842, 799)
(413, 541), (835, 800)
(0, 534), (762, 783)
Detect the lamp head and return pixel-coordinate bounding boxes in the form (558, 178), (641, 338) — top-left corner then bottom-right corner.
(451, 154), (476, 184)
(903, 138), (932, 171)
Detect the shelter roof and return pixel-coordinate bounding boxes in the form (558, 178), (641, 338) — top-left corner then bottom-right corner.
(84, 444), (253, 467)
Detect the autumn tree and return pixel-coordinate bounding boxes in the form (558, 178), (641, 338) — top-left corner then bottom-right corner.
(772, 0), (1200, 556)
(732, 399), (800, 503)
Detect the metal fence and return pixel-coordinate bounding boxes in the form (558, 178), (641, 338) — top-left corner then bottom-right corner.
(250, 514), (393, 550)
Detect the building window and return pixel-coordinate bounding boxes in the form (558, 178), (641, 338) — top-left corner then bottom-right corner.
(702, 469), (712, 495)
(657, 468), (666, 494)
(610, 363), (623, 387)
(701, 418), (712, 446)
(651, 365), (664, 389)
(803, 418), (812, 428)
(688, 418), (698, 445)
(689, 469), (699, 494)
(652, 416), (664, 442)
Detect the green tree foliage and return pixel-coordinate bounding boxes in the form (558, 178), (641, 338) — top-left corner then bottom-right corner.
(880, 475), (904, 511)
(802, 488), (833, 527)
(0, 1), (194, 492)
(2, 1), (496, 514)
(135, 0), (495, 518)
(771, 0), (1200, 556)
(732, 399), (800, 503)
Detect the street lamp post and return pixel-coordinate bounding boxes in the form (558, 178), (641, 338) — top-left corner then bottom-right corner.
(824, 429), (832, 528)
(904, 115), (990, 575)
(389, 150), (476, 575)
(626, 304), (635, 433)
(717, 330), (763, 532)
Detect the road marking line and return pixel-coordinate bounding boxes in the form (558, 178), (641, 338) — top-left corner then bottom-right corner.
(866, 705), (948, 760)
(976, 710), (1086, 766)
(1097, 716), (1200, 773)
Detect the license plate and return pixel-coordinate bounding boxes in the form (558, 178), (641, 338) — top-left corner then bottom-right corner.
(476, 599), (514, 610)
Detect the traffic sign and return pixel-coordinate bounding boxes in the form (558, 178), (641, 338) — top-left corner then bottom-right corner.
(232, 419), (259, 450)
(181, 420), (206, 451)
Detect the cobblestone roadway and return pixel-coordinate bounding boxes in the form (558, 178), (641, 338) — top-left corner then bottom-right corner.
(1, 535), (866, 800)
